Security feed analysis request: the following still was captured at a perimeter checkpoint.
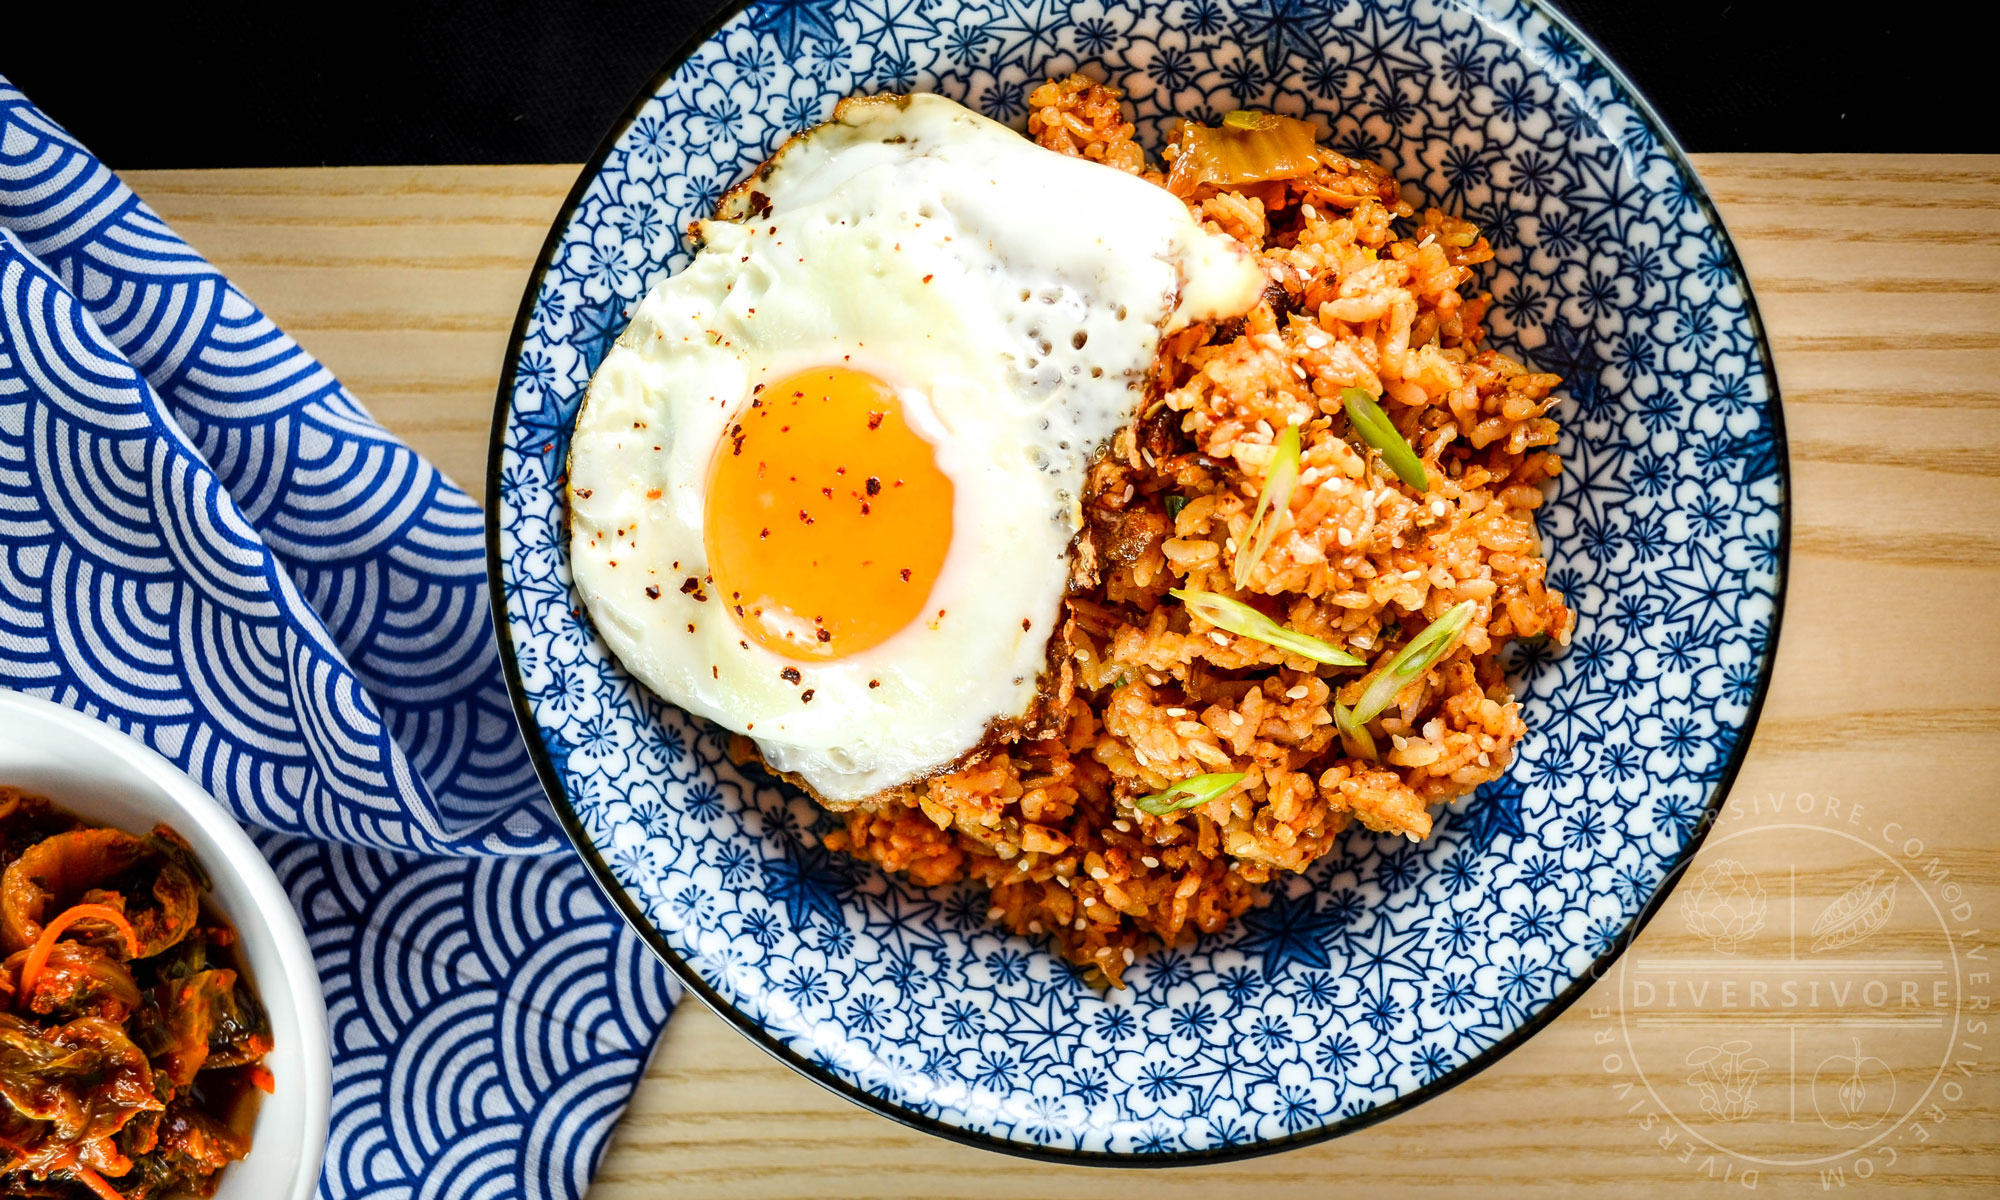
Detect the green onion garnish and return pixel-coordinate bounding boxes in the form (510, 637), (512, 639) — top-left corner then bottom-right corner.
(1348, 600), (1477, 725)
(1164, 494), (1188, 522)
(1136, 771), (1246, 815)
(1222, 109), (1266, 130)
(1231, 424), (1301, 589)
(1333, 702), (1378, 761)
(1171, 589), (1364, 667)
(1341, 387), (1427, 493)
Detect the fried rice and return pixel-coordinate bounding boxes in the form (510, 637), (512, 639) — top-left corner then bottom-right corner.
(793, 75), (1576, 986)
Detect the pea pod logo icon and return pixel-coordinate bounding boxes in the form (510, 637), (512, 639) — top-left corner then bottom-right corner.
(1810, 869), (1896, 953)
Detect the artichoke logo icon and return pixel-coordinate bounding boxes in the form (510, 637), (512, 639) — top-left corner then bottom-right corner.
(1679, 858), (1768, 952)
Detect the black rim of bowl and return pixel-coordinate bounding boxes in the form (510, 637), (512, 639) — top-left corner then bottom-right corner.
(484, 0), (1792, 1167)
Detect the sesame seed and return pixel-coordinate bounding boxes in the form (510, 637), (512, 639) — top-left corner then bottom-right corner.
(1141, 856), (1160, 869)
(1286, 685), (1309, 700)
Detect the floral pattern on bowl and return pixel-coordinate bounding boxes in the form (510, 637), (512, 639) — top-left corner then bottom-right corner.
(490, 0), (1786, 1161)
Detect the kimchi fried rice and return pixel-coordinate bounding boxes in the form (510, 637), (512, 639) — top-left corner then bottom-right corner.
(777, 75), (1574, 986)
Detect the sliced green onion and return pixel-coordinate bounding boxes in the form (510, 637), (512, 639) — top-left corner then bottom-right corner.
(1136, 771), (1246, 816)
(1341, 387), (1428, 493)
(1333, 703), (1378, 761)
(1222, 109), (1266, 130)
(1171, 589), (1364, 667)
(1232, 424), (1301, 589)
(1348, 600), (1477, 725)
(1164, 494), (1188, 523)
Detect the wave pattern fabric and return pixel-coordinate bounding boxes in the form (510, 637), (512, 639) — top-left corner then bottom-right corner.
(258, 832), (675, 1200)
(0, 78), (675, 1198)
(0, 78), (545, 854)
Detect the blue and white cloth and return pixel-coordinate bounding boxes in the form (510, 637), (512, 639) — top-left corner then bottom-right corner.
(0, 78), (676, 1198)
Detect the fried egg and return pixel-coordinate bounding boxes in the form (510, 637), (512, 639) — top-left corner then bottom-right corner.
(567, 93), (1261, 803)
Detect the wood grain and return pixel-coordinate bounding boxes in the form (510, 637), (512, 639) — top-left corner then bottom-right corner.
(121, 155), (2000, 1197)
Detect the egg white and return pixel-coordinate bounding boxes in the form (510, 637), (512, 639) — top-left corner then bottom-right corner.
(568, 93), (1261, 803)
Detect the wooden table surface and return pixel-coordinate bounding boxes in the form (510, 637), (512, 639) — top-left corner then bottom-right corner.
(121, 157), (2000, 1196)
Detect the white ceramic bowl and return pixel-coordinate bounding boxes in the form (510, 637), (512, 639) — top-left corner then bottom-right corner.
(0, 691), (330, 1200)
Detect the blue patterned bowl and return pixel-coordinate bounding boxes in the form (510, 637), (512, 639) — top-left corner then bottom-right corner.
(489, 0), (1786, 1162)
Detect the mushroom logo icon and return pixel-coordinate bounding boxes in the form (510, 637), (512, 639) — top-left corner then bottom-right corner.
(1685, 1040), (1769, 1122)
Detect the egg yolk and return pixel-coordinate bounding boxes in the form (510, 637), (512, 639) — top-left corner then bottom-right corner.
(705, 366), (954, 661)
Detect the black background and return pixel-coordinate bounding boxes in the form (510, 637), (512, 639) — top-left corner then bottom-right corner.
(1, 1), (1980, 168)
